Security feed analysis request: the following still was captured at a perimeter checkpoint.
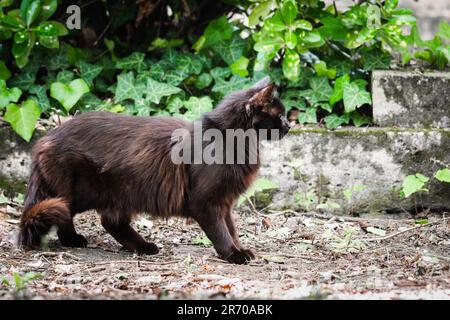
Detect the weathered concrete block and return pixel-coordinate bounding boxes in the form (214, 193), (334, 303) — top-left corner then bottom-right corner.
(1, 125), (450, 214)
(260, 127), (450, 214)
(372, 70), (450, 129)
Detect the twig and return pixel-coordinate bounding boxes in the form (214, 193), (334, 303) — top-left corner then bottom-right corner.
(36, 251), (81, 261)
(358, 218), (448, 242)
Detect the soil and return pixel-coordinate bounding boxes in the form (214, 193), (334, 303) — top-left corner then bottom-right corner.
(0, 205), (449, 300)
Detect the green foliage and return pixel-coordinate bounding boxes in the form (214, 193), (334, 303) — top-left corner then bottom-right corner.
(0, 1), (448, 141)
(1, 272), (42, 292)
(401, 173), (429, 198)
(239, 178), (279, 206)
(435, 168), (450, 183)
(0, 0), (66, 67)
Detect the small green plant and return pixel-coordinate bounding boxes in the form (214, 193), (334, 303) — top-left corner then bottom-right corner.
(1, 272), (42, 292)
(193, 236), (212, 247)
(238, 178), (279, 207)
(0, 0), (68, 67)
(295, 188), (340, 212)
(401, 173), (430, 198)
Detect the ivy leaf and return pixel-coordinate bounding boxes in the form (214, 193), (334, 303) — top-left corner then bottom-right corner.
(435, 168), (450, 183)
(298, 107), (317, 124)
(0, 79), (22, 109)
(116, 52), (147, 72)
(212, 75), (251, 97)
(182, 96), (213, 120)
(8, 64), (38, 90)
(343, 82), (371, 113)
(215, 34), (247, 65)
(145, 78), (181, 104)
(324, 113), (350, 129)
(29, 84), (50, 111)
(50, 78), (90, 112)
(402, 174), (429, 198)
(230, 56), (249, 77)
(329, 74), (350, 107)
(350, 111), (371, 127)
(4, 99), (41, 142)
(76, 60), (103, 87)
(362, 50), (391, 70)
(114, 72), (144, 103)
(47, 46), (69, 71)
(314, 61), (336, 79)
(195, 73), (213, 90)
(56, 70), (75, 83)
(300, 77), (333, 105)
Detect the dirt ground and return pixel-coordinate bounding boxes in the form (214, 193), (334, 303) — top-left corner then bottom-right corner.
(0, 204), (449, 300)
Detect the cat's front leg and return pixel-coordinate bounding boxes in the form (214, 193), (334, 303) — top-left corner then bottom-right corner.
(191, 206), (254, 264)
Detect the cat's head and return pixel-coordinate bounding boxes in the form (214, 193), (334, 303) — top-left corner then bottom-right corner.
(244, 77), (290, 139)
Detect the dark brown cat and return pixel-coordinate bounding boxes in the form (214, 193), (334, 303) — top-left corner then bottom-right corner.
(18, 76), (290, 264)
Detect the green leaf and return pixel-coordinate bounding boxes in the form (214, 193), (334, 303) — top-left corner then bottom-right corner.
(145, 78), (181, 104)
(0, 61), (11, 80)
(293, 19), (313, 31)
(212, 75), (251, 97)
(33, 21), (67, 36)
(238, 178), (279, 206)
(282, 50), (300, 81)
(76, 61), (103, 87)
(402, 174), (429, 198)
(37, 0), (57, 22)
(114, 72), (144, 103)
(230, 56), (249, 77)
(362, 50), (391, 70)
(21, 0), (42, 27)
(300, 77), (333, 105)
(298, 107), (317, 124)
(281, 0), (297, 26)
(437, 21), (450, 40)
(324, 113), (350, 129)
(193, 236), (212, 247)
(215, 34), (247, 65)
(29, 84), (50, 111)
(284, 29), (297, 49)
(38, 35), (59, 49)
(0, 79), (22, 108)
(202, 16), (233, 48)
(8, 64), (38, 90)
(195, 73), (213, 90)
(12, 31), (35, 68)
(329, 74), (350, 107)
(4, 99), (41, 142)
(181, 96), (213, 120)
(249, 0), (274, 26)
(56, 70), (74, 83)
(350, 111), (371, 127)
(435, 168), (450, 183)
(343, 82), (371, 113)
(50, 78), (90, 112)
(116, 52), (147, 72)
(314, 61), (336, 79)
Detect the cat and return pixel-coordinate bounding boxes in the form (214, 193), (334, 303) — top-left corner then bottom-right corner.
(18, 76), (290, 264)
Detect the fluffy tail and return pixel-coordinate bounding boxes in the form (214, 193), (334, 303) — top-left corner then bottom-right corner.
(18, 198), (71, 248)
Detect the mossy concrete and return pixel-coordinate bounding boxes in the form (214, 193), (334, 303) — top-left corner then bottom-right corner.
(1, 125), (450, 214)
(372, 70), (450, 129)
(260, 127), (450, 214)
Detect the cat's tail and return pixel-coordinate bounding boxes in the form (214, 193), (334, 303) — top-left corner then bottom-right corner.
(18, 162), (71, 248)
(18, 198), (71, 248)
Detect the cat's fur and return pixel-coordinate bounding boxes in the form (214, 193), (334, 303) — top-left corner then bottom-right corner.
(18, 77), (290, 264)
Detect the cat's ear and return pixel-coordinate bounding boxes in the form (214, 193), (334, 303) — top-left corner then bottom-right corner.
(248, 83), (276, 106)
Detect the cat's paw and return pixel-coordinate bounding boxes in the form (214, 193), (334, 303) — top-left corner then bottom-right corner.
(226, 248), (255, 264)
(137, 242), (159, 255)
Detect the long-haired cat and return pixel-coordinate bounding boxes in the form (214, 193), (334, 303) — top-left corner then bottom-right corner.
(18, 76), (290, 264)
